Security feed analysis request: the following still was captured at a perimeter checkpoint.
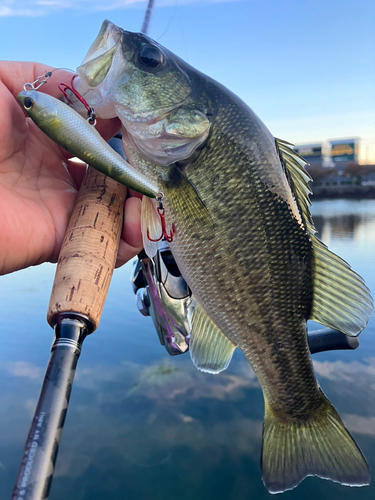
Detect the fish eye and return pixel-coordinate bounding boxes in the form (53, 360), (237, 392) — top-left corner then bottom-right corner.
(138, 45), (163, 69)
(24, 97), (34, 110)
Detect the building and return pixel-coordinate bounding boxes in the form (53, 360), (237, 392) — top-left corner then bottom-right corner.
(294, 142), (330, 167)
(329, 138), (359, 172)
(294, 138), (360, 172)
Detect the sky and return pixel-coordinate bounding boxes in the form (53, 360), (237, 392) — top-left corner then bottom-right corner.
(1, 0), (374, 162)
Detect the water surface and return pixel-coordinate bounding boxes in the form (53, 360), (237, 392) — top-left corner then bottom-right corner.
(1, 199), (374, 499)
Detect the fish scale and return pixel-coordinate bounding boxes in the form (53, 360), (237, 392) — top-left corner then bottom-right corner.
(162, 94), (318, 415)
(71, 21), (372, 493)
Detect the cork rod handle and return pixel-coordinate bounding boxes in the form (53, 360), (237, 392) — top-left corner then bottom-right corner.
(47, 167), (126, 331)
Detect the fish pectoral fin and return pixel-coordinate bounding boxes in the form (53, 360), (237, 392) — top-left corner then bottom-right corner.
(262, 392), (370, 494)
(141, 196), (163, 258)
(276, 138), (373, 336)
(190, 302), (236, 374)
(165, 166), (214, 232)
(310, 234), (373, 336)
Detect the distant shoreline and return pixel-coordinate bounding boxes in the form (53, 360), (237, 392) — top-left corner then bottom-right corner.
(310, 185), (375, 200)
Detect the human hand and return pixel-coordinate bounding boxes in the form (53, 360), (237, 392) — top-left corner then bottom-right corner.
(0, 61), (143, 275)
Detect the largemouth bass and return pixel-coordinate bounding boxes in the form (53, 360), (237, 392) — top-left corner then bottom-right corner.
(73, 21), (373, 493)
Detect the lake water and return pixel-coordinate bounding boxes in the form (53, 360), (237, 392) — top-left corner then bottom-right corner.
(1, 199), (375, 500)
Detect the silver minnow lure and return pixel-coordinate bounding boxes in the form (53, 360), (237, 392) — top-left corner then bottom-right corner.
(16, 90), (161, 198)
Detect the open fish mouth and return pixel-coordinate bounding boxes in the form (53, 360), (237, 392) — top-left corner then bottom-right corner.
(72, 20), (193, 123)
(77, 20), (123, 88)
(72, 20), (132, 119)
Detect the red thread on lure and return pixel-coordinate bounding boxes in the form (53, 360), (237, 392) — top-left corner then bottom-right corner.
(147, 200), (175, 243)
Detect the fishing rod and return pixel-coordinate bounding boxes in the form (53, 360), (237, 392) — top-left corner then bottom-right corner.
(10, 3), (157, 499)
(10, 149), (126, 500)
(141, 0), (155, 35)
(10, 1), (360, 497)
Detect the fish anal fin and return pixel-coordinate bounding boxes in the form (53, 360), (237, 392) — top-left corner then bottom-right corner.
(311, 235), (373, 336)
(190, 302), (236, 374)
(262, 393), (370, 494)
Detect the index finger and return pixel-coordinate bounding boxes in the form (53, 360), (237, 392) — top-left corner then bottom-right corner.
(0, 61), (73, 99)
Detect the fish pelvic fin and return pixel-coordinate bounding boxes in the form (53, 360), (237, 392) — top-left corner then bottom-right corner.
(141, 195), (163, 258)
(190, 302), (236, 374)
(261, 393), (370, 494)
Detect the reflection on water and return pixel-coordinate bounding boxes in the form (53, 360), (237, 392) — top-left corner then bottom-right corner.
(312, 200), (375, 246)
(0, 199), (375, 500)
(314, 214), (361, 240)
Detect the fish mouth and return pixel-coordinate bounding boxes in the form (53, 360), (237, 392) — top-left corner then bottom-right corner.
(76, 20), (122, 88)
(71, 20), (130, 118)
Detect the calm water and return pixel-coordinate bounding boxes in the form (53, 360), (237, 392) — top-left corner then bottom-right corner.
(1, 199), (375, 500)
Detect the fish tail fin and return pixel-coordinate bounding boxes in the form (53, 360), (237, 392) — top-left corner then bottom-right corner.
(261, 394), (370, 494)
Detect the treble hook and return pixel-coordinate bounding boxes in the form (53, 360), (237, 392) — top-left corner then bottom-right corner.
(147, 198), (175, 243)
(58, 75), (96, 126)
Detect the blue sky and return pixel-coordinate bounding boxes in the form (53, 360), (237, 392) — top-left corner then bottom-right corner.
(1, 0), (374, 162)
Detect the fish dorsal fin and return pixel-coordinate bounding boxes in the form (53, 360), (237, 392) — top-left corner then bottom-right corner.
(190, 302), (236, 374)
(275, 138), (314, 231)
(141, 196), (162, 258)
(276, 138), (373, 336)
